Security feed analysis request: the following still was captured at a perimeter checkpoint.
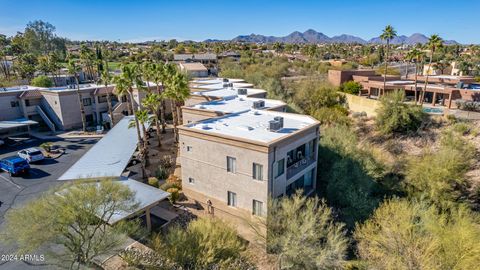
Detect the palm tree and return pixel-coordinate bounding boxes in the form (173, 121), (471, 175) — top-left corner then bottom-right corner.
(406, 48), (424, 105)
(142, 93), (163, 148)
(421, 34), (444, 105)
(67, 59), (87, 132)
(164, 69), (190, 143)
(113, 76), (133, 115)
(380, 25), (397, 96)
(99, 60), (115, 127)
(129, 109), (150, 180)
(151, 62), (167, 133)
(118, 64), (143, 147)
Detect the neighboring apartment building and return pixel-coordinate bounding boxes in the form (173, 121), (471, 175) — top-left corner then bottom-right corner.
(179, 109), (320, 219)
(186, 86), (267, 107)
(182, 96), (287, 124)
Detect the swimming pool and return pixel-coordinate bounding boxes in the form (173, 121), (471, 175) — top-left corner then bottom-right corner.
(423, 107), (444, 114)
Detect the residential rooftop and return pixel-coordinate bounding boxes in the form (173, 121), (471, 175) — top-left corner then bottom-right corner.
(46, 83), (107, 92)
(182, 110), (318, 144)
(191, 82), (254, 90)
(192, 87), (267, 99)
(187, 96), (286, 114)
(190, 78), (246, 84)
(0, 85), (46, 93)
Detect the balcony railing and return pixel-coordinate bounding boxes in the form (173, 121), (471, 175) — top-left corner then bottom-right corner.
(286, 157), (315, 179)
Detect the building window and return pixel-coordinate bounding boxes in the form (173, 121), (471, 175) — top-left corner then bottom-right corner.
(82, 98), (92, 106)
(275, 158), (285, 178)
(227, 156), (236, 173)
(188, 177), (195, 184)
(252, 200), (263, 216)
(98, 95), (108, 103)
(227, 191), (237, 207)
(25, 99), (31, 106)
(253, 163), (263, 180)
(186, 146), (192, 152)
(10, 101), (19, 107)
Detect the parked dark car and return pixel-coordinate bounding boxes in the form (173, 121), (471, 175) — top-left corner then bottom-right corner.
(0, 156), (30, 176)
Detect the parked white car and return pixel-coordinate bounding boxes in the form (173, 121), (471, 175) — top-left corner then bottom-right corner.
(18, 148), (45, 163)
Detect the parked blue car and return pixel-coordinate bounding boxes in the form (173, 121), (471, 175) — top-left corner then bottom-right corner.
(0, 156), (30, 176)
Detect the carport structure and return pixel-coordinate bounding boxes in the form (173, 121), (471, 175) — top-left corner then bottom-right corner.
(58, 116), (168, 231)
(0, 118), (38, 139)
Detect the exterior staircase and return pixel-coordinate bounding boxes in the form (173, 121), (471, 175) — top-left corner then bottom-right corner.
(35, 105), (56, 132)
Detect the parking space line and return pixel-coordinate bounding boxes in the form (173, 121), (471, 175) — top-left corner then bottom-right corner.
(0, 174), (22, 189)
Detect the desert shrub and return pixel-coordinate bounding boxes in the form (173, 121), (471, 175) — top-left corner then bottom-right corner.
(318, 125), (393, 227)
(375, 90), (426, 135)
(152, 218), (250, 269)
(31, 75), (53, 87)
(266, 191), (348, 269)
(160, 155), (173, 169)
(166, 174), (182, 189)
(40, 142), (53, 152)
(339, 80), (363, 95)
(147, 177), (159, 188)
(312, 105), (351, 126)
(155, 166), (169, 180)
(405, 130), (475, 206)
(455, 100), (480, 112)
(355, 198), (480, 270)
(167, 188), (180, 204)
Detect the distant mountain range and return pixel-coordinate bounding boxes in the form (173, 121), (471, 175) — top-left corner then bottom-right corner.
(208, 29), (459, 45)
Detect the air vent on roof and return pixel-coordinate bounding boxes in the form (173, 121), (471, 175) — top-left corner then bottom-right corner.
(223, 78), (229, 83)
(201, 124), (212, 130)
(237, 88), (248, 95)
(228, 83), (233, 88)
(269, 120), (282, 132)
(252, 100), (265, 109)
(223, 83), (229, 88)
(274, 116), (284, 128)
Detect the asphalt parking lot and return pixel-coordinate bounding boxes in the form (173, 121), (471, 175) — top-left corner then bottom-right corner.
(0, 137), (98, 270)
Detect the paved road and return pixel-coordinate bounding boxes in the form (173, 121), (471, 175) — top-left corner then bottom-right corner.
(0, 137), (97, 270)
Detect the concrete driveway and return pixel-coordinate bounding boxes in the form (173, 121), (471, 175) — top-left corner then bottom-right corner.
(0, 137), (98, 270)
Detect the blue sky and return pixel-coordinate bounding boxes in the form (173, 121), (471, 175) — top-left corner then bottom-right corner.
(1, 0), (479, 43)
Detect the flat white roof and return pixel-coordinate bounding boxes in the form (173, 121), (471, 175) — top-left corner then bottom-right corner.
(190, 78), (245, 84)
(184, 110), (318, 143)
(193, 87), (267, 99)
(387, 80), (415, 85)
(191, 82), (254, 90)
(59, 116), (149, 180)
(47, 83), (108, 92)
(189, 96), (285, 114)
(0, 85), (46, 93)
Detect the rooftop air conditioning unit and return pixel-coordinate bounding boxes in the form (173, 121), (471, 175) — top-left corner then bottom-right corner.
(223, 78), (229, 83)
(223, 83), (229, 88)
(274, 116), (284, 128)
(269, 120), (282, 132)
(228, 83), (234, 88)
(237, 88), (248, 95)
(252, 100), (265, 109)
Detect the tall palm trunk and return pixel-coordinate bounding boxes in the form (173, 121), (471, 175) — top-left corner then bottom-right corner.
(126, 94), (133, 115)
(106, 91), (114, 127)
(421, 52), (434, 105)
(414, 63), (418, 105)
(129, 90), (143, 146)
(75, 75), (87, 132)
(156, 84), (166, 133)
(155, 116), (162, 148)
(170, 100), (179, 143)
(382, 41), (389, 96)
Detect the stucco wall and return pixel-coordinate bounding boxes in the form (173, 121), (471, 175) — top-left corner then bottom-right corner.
(0, 93), (23, 121)
(344, 92), (380, 117)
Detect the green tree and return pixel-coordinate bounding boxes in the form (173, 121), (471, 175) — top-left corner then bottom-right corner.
(380, 25), (397, 96)
(421, 34), (444, 105)
(142, 93), (163, 148)
(99, 60), (115, 127)
(405, 129), (475, 206)
(31, 75), (53, 87)
(163, 68), (190, 142)
(355, 198), (480, 270)
(15, 53), (37, 80)
(375, 90), (425, 135)
(3, 180), (142, 269)
(265, 191), (348, 269)
(339, 80), (363, 95)
(67, 58), (88, 132)
(152, 217), (250, 269)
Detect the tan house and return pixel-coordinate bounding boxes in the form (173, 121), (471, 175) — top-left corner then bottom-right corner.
(179, 62), (209, 78)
